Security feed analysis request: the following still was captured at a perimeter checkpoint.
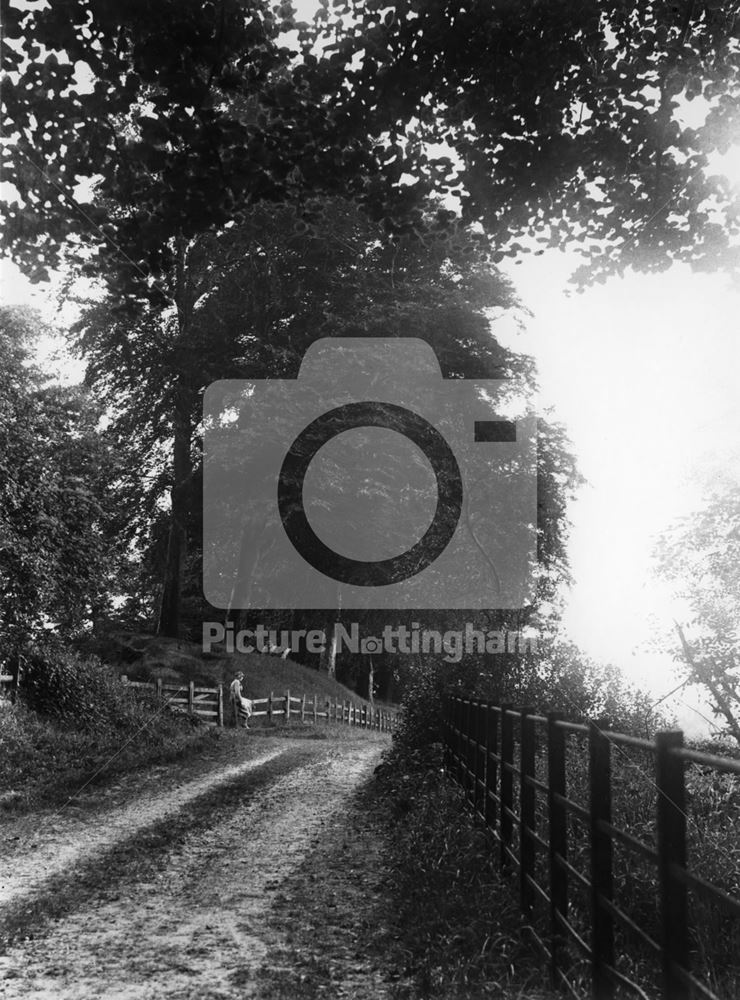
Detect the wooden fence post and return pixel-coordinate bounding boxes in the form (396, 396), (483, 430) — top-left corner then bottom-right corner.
(547, 712), (568, 985)
(656, 730), (689, 1000)
(268, 690), (274, 725)
(285, 689), (290, 723)
(325, 697), (330, 723)
(589, 721), (614, 1000)
(217, 683), (224, 727)
(188, 680), (195, 714)
(301, 693), (306, 723)
(484, 702), (498, 830)
(313, 694), (318, 724)
(520, 707), (536, 918)
(500, 703), (514, 871)
(156, 678), (163, 700)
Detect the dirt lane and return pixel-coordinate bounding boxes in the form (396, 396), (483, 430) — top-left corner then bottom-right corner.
(0, 735), (393, 1000)
(0, 744), (288, 911)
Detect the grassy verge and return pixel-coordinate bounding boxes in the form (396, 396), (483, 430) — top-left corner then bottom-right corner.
(0, 697), (216, 813)
(376, 741), (557, 1000)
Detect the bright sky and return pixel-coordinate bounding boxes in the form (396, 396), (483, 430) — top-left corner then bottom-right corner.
(496, 249), (740, 733)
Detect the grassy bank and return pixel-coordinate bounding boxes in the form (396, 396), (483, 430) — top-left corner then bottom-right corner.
(376, 742), (556, 1000)
(96, 633), (386, 708)
(0, 633), (393, 814)
(0, 696), (216, 813)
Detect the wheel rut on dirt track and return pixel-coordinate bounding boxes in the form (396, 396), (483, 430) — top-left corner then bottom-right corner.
(0, 734), (394, 1000)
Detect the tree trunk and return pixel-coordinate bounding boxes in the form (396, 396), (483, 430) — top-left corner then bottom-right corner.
(158, 234), (193, 639)
(158, 383), (192, 638)
(320, 587), (342, 678)
(321, 620), (338, 678)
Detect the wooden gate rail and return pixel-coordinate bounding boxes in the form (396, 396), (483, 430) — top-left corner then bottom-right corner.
(121, 676), (397, 733)
(444, 697), (740, 1000)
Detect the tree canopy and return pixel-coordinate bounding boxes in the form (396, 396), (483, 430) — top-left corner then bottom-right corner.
(0, 0), (427, 295)
(3, 1), (740, 289)
(314, 0), (740, 282)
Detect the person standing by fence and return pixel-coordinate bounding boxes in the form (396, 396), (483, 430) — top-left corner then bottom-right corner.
(229, 672), (253, 729)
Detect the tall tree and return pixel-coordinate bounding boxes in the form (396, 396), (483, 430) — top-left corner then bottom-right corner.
(1, 0), (435, 634)
(73, 198), (534, 633)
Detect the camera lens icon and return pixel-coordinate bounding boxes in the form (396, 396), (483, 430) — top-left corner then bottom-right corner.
(278, 401), (463, 587)
(360, 636), (384, 655)
(203, 338), (538, 609)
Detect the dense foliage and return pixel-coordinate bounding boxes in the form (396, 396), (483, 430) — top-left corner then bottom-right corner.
(0, 306), (120, 658)
(656, 477), (740, 743)
(318, 0), (740, 283)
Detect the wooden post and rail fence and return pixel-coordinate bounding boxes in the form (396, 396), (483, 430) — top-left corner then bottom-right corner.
(0, 670), (397, 732)
(120, 676), (397, 733)
(445, 696), (740, 1000)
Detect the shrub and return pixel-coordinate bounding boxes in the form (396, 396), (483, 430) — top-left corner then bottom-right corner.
(1, 641), (214, 810)
(21, 639), (144, 733)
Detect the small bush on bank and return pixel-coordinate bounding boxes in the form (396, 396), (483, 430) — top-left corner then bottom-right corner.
(21, 638), (152, 732)
(0, 640), (215, 810)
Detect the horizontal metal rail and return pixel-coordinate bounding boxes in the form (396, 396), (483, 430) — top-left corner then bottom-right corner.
(675, 747), (740, 777)
(553, 791), (590, 824)
(672, 864), (740, 919)
(599, 896), (660, 954)
(597, 820), (658, 864)
(554, 909), (591, 958)
(602, 730), (656, 752)
(554, 852), (590, 892)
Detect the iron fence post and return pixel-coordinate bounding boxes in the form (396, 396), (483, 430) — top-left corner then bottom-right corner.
(547, 712), (568, 986)
(589, 721), (614, 1000)
(474, 700), (486, 819)
(484, 701), (499, 831)
(656, 730), (689, 1000)
(520, 707), (536, 918)
(500, 703), (514, 871)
